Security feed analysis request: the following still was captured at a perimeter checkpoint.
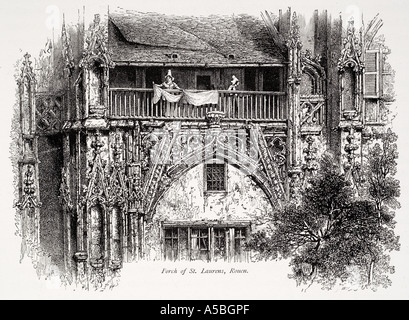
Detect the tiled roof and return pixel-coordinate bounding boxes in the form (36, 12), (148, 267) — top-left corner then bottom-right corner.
(109, 10), (286, 65)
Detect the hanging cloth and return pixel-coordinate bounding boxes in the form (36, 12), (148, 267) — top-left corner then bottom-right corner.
(182, 90), (219, 106)
(153, 84), (219, 106)
(153, 84), (182, 104)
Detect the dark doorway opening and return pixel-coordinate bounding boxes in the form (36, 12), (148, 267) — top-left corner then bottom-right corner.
(196, 75), (211, 90)
(244, 68), (257, 91)
(146, 67), (163, 88)
(263, 67), (283, 92)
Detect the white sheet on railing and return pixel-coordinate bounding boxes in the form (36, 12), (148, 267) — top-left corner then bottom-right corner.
(153, 84), (219, 106)
(153, 85), (182, 104)
(182, 90), (219, 106)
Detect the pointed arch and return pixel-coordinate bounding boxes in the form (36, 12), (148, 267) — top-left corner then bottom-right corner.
(147, 136), (284, 219)
(301, 51), (326, 95)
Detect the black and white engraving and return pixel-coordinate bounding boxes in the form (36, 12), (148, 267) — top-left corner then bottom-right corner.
(10, 5), (400, 291)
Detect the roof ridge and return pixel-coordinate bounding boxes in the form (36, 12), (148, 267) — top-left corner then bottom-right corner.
(110, 8), (242, 19)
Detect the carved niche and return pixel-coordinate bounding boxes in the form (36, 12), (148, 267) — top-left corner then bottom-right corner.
(338, 18), (364, 120)
(80, 14), (114, 70)
(108, 131), (128, 208)
(300, 50), (326, 96)
(107, 131), (128, 268)
(79, 14), (115, 122)
(300, 50), (326, 135)
(81, 131), (110, 268)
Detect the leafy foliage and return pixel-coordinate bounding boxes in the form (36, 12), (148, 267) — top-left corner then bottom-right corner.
(247, 129), (400, 290)
(366, 128), (400, 212)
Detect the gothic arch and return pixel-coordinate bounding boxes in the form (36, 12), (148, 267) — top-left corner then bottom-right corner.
(148, 143), (280, 219)
(301, 52), (326, 95)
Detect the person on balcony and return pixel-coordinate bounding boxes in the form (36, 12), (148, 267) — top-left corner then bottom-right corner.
(159, 69), (180, 90)
(155, 70), (180, 117)
(228, 75), (240, 118)
(228, 75), (240, 91)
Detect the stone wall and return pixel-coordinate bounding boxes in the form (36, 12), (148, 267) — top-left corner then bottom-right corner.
(145, 163), (274, 260)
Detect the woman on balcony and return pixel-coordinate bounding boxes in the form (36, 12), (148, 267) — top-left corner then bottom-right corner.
(228, 75), (240, 118)
(159, 70), (180, 90)
(158, 70), (180, 117)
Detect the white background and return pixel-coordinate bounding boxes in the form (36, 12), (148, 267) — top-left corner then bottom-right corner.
(0, 0), (408, 299)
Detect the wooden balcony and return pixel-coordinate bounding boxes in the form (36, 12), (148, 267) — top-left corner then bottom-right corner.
(108, 88), (287, 121)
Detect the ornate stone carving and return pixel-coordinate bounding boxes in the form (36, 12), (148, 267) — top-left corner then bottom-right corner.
(140, 132), (159, 172)
(256, 126), (286, 202)
(288, 168), (303, 204)
(338, 18), (364, 120)
(266, 136), (287, 183)
(287, 11), (301, 50)
(301, 136), (319, 178)
(82, 131), (109, 207)
(111, 132), (123, 163)
(17, 53), (38, 162)
(287, 11), (302, 84)
(300, 100), (323, 127)
(302, 49), (322, 66)
(338, 18), (364, 72)
(59, 167), (73, 214)
(89, 105), (106, 119)
(17, 53), (36, 88)
(79, 14), (114, 69)
(149, 126), (287, 214)
(343, 126), (359, 173)
(61, 17), (75, 76)
(108, 132), (128, 208)
(206, 111), (225, 128)
(15, 165), (41, 210)
(36, 95), (63, 134)
(143, 127), (176, 216)
(128, 163), (144, 213)
(342, 125), (366, 189)
(301, 49), (326, 95)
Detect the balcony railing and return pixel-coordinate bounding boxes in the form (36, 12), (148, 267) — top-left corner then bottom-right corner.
(108, 88), (287, 121)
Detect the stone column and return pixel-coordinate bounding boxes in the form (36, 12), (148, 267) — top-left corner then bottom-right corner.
(15, 53), (42, 258)
(286, 12), (303, 202)
(126, 124), (145, 261)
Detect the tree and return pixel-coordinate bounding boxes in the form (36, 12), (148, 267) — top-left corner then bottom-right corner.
(363, 128), (400, 286)
(366, 128), (400, 215)
(247, 146), (400, 290)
